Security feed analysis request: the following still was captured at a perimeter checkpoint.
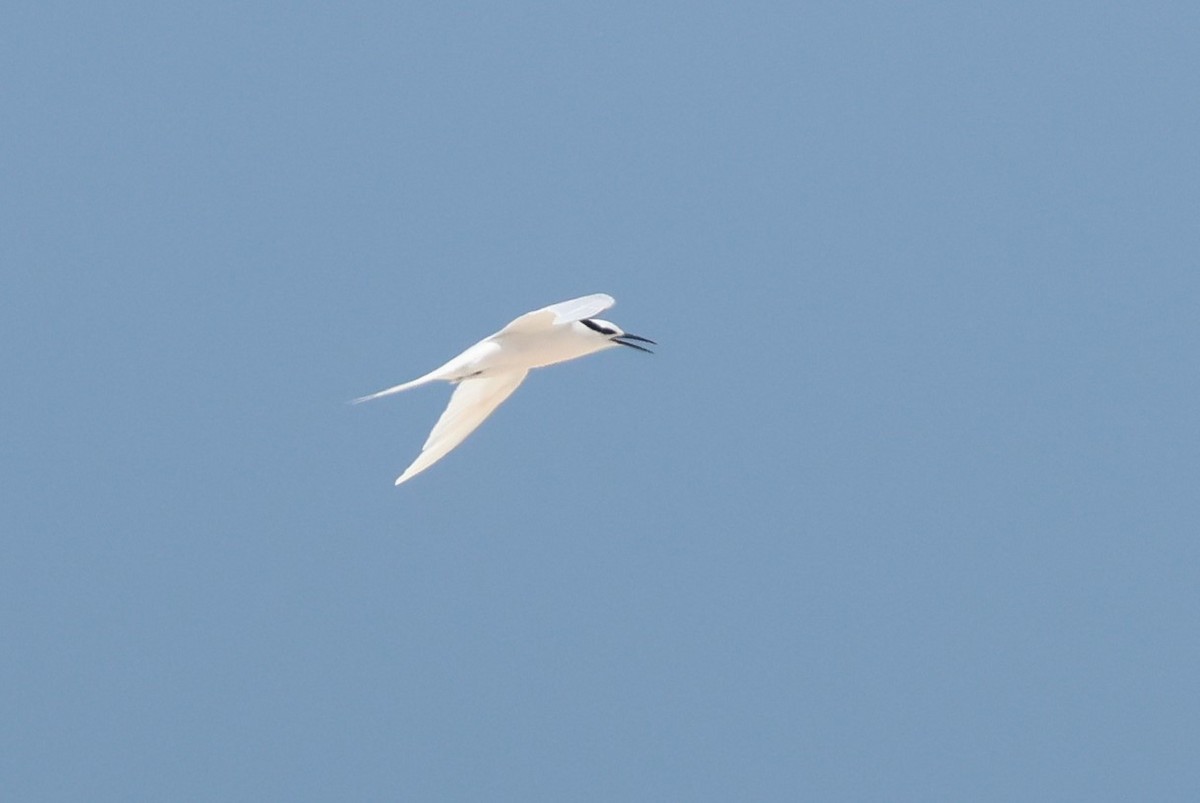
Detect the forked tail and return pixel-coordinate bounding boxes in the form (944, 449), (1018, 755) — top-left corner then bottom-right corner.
(350, 371), (440, 404)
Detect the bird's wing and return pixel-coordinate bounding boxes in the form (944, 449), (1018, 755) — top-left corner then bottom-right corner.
(394, 370), (529, 485)
(498, 293), (615, 334)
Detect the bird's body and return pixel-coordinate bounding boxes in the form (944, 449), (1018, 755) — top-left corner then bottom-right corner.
(354, 293), (653, 486)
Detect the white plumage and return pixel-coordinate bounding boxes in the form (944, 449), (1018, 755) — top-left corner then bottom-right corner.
(354, 294), (654, 486)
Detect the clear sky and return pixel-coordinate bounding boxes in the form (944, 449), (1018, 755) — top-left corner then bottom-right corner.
(3, 2), (1197, 800)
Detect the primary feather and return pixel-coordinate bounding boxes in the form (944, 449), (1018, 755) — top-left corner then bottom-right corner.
(393, 370), (528, 485)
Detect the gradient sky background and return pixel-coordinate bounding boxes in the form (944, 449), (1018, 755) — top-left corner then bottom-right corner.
(3, 2), (1198, 800)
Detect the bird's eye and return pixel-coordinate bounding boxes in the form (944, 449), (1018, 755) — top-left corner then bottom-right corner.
(581, 319), (617, 336)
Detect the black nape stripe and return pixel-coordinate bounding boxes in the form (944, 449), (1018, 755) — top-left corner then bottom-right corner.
(580, 318), (616, 336)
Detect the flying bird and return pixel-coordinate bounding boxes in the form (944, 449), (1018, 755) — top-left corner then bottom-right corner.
(354, 293), (654, 486)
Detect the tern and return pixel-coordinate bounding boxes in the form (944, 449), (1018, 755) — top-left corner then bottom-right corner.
(354, 293), (654, 486)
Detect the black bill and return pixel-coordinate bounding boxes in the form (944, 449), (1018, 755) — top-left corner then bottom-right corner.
(614, 333), (656, 354)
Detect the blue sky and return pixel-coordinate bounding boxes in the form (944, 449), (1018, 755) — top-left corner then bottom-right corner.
(3, 1), (1198, 799)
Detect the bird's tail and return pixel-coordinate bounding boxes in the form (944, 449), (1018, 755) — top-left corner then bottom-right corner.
(350, 371), (440, 404)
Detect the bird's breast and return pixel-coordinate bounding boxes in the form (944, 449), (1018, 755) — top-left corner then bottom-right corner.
(491, 327), (607, 370)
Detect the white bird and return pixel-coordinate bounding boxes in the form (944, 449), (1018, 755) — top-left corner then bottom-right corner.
(354, 293), (654, 486)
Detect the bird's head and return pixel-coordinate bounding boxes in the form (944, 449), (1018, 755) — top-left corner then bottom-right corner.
(579, 318), (656, 353)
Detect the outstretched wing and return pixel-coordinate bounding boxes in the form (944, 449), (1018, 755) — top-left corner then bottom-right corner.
(498, 293), (615, 335)
(394, 370), (529, 485)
